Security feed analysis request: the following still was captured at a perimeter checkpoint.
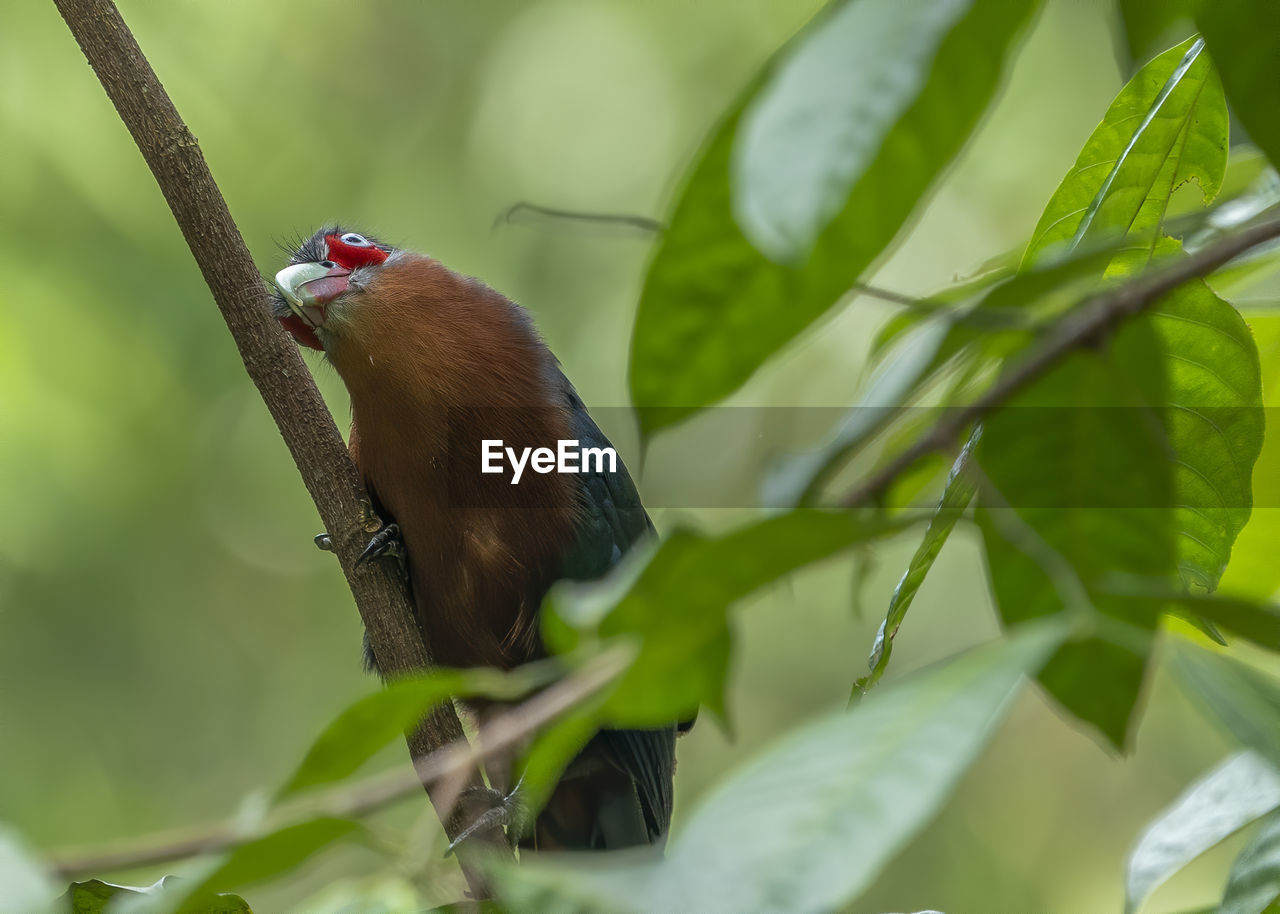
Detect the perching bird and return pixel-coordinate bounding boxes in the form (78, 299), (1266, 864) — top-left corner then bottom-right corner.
(270, 226), (679, 850)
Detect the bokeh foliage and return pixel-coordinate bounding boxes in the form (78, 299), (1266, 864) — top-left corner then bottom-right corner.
(4, 0), (1280, 911)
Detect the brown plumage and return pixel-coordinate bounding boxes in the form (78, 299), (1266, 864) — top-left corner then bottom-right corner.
(272, 227), (679, 851)
(334, 253), (579, 670)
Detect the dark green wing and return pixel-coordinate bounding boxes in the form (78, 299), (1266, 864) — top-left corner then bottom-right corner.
(541, 386), (679, 847)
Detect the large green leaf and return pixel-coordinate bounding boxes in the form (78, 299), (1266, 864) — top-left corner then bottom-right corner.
(977, 339), (1174, 748)
(975, 32), (1251, 748)
(629, 0), (1038, 438)
(1146, 265), (1263, 591)
(492, 621), (1064, 913)
(545, 509), (904, 725)
(1220, 809), (1280, 914)
(1195, 1), (1280, 170)
(1125, 751), (1280, 913)
(1023, 36), (1224, 266)
(734, 0), (981, 263)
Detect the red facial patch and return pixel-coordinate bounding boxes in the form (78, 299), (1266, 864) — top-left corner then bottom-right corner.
(279, 313), (324, 351)
(324, 235), (389, 270)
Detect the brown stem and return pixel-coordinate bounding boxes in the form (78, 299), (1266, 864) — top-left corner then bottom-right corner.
(840, 215), (1280, 508)
(48, 0), (506, 892)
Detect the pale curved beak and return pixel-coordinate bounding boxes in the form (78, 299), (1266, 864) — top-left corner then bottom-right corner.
(274, 262), (351, 327)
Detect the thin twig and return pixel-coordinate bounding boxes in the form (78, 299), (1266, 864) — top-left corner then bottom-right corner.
(47, 650), (629, 879)
(495, 201), (666, 234)
(840, 216), (1280, 508)
(48, 0), (505, 891)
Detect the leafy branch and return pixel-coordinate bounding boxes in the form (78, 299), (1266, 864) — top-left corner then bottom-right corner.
(48, 0), (506, 890)
(838, 214), (1280, 509)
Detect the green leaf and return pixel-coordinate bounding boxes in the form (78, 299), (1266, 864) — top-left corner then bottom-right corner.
(854, 428), (978, 696)
(545, 510), (905, 725)
(1125, 751), (1280, 913)
(1170, 642), (1280, 767)
(1195, 1), (1280, 169)
(734, 0), (983, 262)
(1221, 809), (1280, 914)
(1148, 268), (1263, 592)
(491, 621), (1065, 913)
(978, 332), (1174, 748)
(277, 665), (553, 799)
(1023, 37), (1224, 266)
(629, 0), (1038, 438)
(514, 707), (609, 830)
(975, 31), (1250, 749)
(170, 819), (359, 913)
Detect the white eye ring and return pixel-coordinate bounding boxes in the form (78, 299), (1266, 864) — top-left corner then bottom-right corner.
(339, 232), (371, 247)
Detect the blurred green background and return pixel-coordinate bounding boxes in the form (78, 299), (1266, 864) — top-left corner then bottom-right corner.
(1, 0), (1271, 909)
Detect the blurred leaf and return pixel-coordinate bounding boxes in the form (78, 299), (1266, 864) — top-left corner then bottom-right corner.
(1195, 1), (1280, 169)
(515, 707), (609, 830)
(1221, 809), (1280, 914)
(545, 510), (904, 725)
(277, 664), (555, 799)
(854, 429), (978, 697)
(630, 0), (1038, 437)
(491, 620), (1065, 912)
(61, 877), (251, 914)
(1170, 642), (1280, 767)
(1023, 37), (1222, 266)
(763, 317), (952, 507)
(1100, 588), (1280, 651)
(295, 875), (442, 913)
(1116, 0), (1193, 64)
(0, 828), (55, 914)
(735, 0), (990, 262)
(170, 819), (359, 913)
(1125, 750), (1280, 913)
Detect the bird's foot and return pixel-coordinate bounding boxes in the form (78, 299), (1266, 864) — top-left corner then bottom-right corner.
(446, 780), (529, 855)
(355, 523), (405, 569)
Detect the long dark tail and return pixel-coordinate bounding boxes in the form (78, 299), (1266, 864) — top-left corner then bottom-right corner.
(526, 726), (676, 851)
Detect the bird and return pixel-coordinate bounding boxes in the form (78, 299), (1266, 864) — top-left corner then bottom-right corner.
(270, 226), (680, 851)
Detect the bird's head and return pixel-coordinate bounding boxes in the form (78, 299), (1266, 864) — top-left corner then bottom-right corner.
(271, 226), (393, 351)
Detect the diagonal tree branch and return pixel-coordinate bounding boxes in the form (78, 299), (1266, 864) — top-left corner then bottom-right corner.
(49, 0), (507, 891)
(840, 215), (1280, 508)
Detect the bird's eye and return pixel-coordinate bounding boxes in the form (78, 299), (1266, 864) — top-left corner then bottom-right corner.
(339, 232), (371, 247)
